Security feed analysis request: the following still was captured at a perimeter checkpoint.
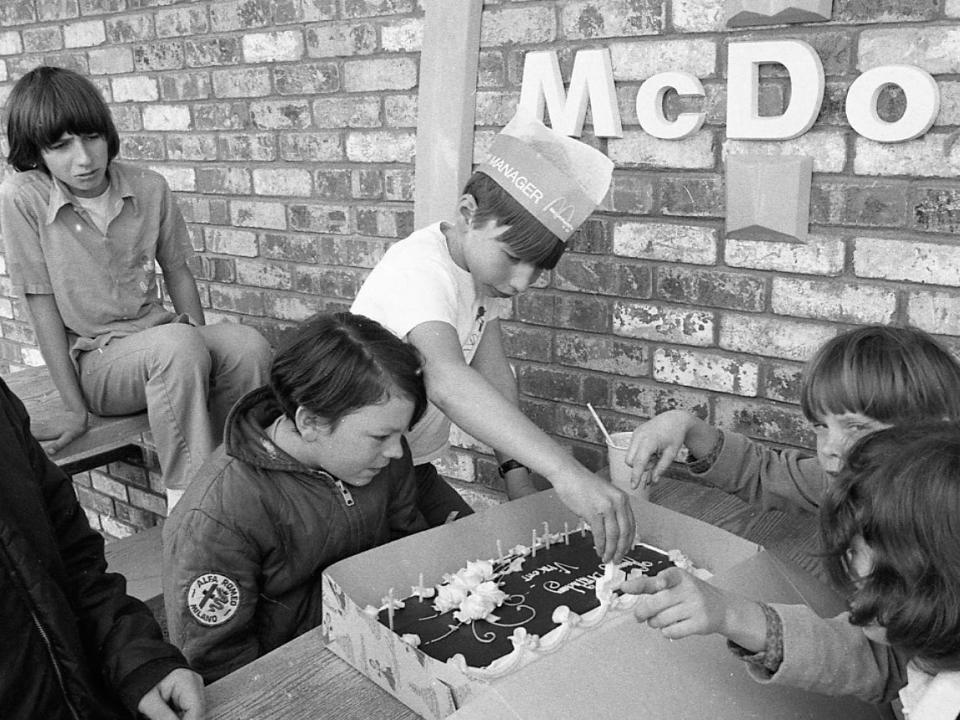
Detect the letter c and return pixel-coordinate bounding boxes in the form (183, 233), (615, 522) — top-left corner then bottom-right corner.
(636, 71), (706, 139)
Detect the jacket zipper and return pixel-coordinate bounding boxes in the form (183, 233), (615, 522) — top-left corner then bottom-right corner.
(332, 476), (355, 507)
(31, 609), (82, 720)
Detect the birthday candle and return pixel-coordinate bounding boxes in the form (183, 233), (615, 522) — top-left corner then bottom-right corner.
(564, 522), (570, 545)
(387, 588), (395, 631)
(496, 539), (503, 560)
(580, 519), (586, 537)
(418, 573), (424, 599)
(532, 528), (537, 558)
(543, 522), (550, 550)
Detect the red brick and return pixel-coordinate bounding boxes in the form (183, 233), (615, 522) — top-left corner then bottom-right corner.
(518, 365), (583, 404)
(501, 323), (553, 363)
(119, 135), (165, 160)
(275, 62), (340, 94)
(912, 188), (960, 234)
(133, 41), (185, 71)
(184, 37), (242, 67)
(656, 267), (765, 312)
(811, 181), (910, 228)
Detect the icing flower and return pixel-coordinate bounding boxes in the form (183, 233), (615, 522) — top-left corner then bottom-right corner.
(471, 580), (508, 607)
(434, 582), (470, 613)
(453, 592), (499, 623)
(444, 559), (495, 592)
(451, 580), (508, 623)
(463, 559), (495, 583)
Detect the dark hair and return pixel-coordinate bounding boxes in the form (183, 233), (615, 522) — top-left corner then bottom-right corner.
(462, 171), (565, 269)
(270, 312), (427, 431)
(821, 422), (960, 672)
(4, 66), (120, 173)
(800, 325), (960, 425)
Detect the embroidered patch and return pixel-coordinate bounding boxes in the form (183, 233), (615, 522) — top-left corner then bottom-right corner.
(187, 573), (241, 626)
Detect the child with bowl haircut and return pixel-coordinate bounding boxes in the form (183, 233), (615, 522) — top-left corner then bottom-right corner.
(622, 325), (960, 514)
(352, 112), (634, 562)
(622, 422), (960, 719)
(0, 66), (272, 509)
(163, 312), (431, 683)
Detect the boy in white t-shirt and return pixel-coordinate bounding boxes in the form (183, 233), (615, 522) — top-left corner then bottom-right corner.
(352, 112), (634, 562)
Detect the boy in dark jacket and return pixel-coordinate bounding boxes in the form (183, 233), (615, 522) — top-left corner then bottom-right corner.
(164, 313), (430, 682)
(0, 376), (203, 720)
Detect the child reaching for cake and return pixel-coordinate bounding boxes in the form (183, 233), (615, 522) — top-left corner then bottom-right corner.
(621, 422), (960, 720)
(621, 325), (960, 514)
(162, 312), (431, 682)
(351, 111), (634, 563)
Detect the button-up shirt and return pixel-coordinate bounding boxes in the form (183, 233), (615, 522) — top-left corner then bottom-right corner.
(0, 160), (193, 356)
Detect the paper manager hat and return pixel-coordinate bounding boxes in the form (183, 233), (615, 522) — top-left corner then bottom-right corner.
(476, 111), (614, 242)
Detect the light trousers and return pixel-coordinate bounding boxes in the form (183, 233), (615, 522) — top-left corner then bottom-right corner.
(77, 322), (272, 491)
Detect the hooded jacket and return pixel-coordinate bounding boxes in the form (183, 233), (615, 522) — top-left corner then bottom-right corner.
(0, 378), (188, 720)
(162, 386), (429, 682)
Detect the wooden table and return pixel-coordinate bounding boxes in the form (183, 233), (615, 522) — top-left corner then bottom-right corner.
(206, 625), (419, 720)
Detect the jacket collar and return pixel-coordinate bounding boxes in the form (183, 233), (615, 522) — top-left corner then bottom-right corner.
(224, 386), (338, 480)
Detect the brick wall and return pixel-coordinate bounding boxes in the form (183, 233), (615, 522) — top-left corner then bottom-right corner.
(1, 0), (959, 538)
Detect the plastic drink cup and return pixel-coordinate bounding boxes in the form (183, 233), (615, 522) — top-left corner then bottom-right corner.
(606, 431), (650, 500)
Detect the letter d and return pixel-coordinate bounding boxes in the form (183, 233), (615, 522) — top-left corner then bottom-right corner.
(726, 40), (824, 140)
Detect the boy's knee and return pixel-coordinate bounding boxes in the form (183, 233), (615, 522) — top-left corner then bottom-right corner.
(219, 325), (273, 378)
(240, 326), (272, 370)
(152, 324), (211, 373)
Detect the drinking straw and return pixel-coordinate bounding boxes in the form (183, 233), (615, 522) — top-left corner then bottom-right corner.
(586, 403), (614, 445)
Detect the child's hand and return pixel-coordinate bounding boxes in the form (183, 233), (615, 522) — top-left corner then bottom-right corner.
(33, 409), (89, 455)
(137, 667), (205, 720)
(625, 410), (695, 488)
(621, 566), (729, 638)
(620, 567), (768, 652)
(552, 468), (635, 564)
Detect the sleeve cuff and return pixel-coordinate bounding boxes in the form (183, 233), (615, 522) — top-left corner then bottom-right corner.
(686, 429), (725, 474)
(727, 602), (784, 676)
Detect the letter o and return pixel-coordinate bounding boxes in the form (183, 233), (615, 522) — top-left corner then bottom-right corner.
(845, 65), (940, 143)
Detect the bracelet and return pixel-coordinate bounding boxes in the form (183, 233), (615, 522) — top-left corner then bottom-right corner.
(497, 459), (529, 478)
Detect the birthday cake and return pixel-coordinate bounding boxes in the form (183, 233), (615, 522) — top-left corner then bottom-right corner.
(371, 525), (704, 680)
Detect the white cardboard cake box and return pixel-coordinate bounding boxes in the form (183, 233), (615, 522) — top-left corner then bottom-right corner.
(321, 490), (892, 720)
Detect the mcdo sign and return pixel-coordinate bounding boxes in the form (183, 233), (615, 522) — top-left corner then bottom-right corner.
(519, 40), (940, 144)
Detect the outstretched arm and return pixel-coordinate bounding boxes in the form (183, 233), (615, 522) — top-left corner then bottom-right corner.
(621, 566), (767, 649)
(469, 320), (540, 499)
(24, 293), (89, 453)
(625, 409), (720, 488)
(408, 320), (634, 562)
(621, 568), (907, 704)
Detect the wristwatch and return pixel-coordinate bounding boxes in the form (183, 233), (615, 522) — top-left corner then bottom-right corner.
(497, 459), (529, 478)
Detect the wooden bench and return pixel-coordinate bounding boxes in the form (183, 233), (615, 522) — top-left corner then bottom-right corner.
(4, 365), (152, 475)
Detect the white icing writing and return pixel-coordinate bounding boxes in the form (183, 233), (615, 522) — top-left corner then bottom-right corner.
(521, 561), (579, 583)
(544, 572), (602, 596)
